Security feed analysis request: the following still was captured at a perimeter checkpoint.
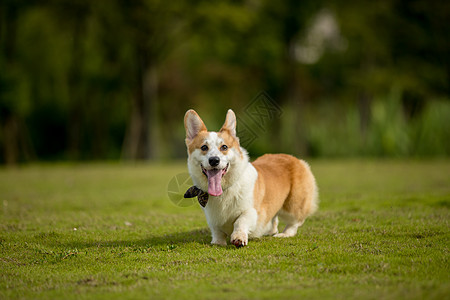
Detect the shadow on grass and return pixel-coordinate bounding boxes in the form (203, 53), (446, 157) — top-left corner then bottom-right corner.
(60, 228), (212, 250)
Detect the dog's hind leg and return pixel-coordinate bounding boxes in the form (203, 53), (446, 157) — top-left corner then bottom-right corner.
(274, 159), (318, 238)
(268, 216), (279, 236)
(274, 219), (304, 238)
(273, 208), (306, 238)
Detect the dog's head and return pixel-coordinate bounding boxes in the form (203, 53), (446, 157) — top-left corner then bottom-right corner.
(184, 109), (245, 197)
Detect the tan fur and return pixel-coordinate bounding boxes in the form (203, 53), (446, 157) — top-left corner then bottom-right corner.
(252, 154), (318, 228)
(185, 111), (243, 157)
(186, 131), (209, 154)
(184, 110), (208, 154)
(217, 130), (243, 158)
(184, 108), (318, 246)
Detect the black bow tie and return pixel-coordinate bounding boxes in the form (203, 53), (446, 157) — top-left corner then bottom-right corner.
(184, 186), (209, 207)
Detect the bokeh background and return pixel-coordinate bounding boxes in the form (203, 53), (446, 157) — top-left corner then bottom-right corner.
(1, 0), (449, 165)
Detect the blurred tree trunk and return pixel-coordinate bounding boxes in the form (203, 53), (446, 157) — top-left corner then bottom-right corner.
(117, 0), (173, 162)
(67, 52), (82, 160)
(122, 50), (158, 161)
(1, 2), (19, 166)
(3, 116), (18, 165)
(359, 92), (372, 145)
(2, 117), (35, 165)
(265, 0), (315, 156)
(66, 6), (87, 160)
(1, 1), (37, 166)
(286, 41), (307, 156)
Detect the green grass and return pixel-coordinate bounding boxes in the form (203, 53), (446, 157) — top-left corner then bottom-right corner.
(0, 160), (449, 299)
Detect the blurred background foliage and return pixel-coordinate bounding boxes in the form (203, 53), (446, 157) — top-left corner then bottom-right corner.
(0, 0), (449, 165)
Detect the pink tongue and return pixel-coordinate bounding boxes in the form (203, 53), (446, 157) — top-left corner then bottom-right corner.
(206, 169), (223, 196)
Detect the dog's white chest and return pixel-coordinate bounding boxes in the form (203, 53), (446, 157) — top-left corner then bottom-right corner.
(203, 164), (257, 234)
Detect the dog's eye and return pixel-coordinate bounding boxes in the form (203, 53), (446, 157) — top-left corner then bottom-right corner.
(201, 145), (208, 151)
(220, 145), (228, 151)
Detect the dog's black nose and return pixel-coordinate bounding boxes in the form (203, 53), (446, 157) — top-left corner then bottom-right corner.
(209, 156), (220, 167)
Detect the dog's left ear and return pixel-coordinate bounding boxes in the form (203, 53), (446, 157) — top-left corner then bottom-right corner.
(220, 109), (237, 137)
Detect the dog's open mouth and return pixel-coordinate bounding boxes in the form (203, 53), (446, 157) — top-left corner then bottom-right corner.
(201, 163), (229, 196)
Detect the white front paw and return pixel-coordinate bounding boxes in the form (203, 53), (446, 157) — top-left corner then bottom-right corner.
(230, 231), (248, 248)
(211, 239), (227, 246)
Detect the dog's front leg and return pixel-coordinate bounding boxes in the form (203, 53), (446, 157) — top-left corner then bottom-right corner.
(210, 227), (227, 246)
(230, 209), (257, 248)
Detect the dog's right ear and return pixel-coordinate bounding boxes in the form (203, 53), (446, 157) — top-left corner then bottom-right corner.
(184, 109), (207, 141)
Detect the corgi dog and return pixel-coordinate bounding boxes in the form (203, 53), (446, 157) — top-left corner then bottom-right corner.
(184, 109), (318, 247)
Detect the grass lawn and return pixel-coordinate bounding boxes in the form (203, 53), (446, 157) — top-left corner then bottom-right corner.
(0, 159), (449, 299)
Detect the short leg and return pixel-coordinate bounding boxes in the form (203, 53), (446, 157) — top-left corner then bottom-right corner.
(268, 216), (279, 236)
(230, 209), (257, 248)
(274, 220), (304, 238)
(210, 228), (227, 246)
